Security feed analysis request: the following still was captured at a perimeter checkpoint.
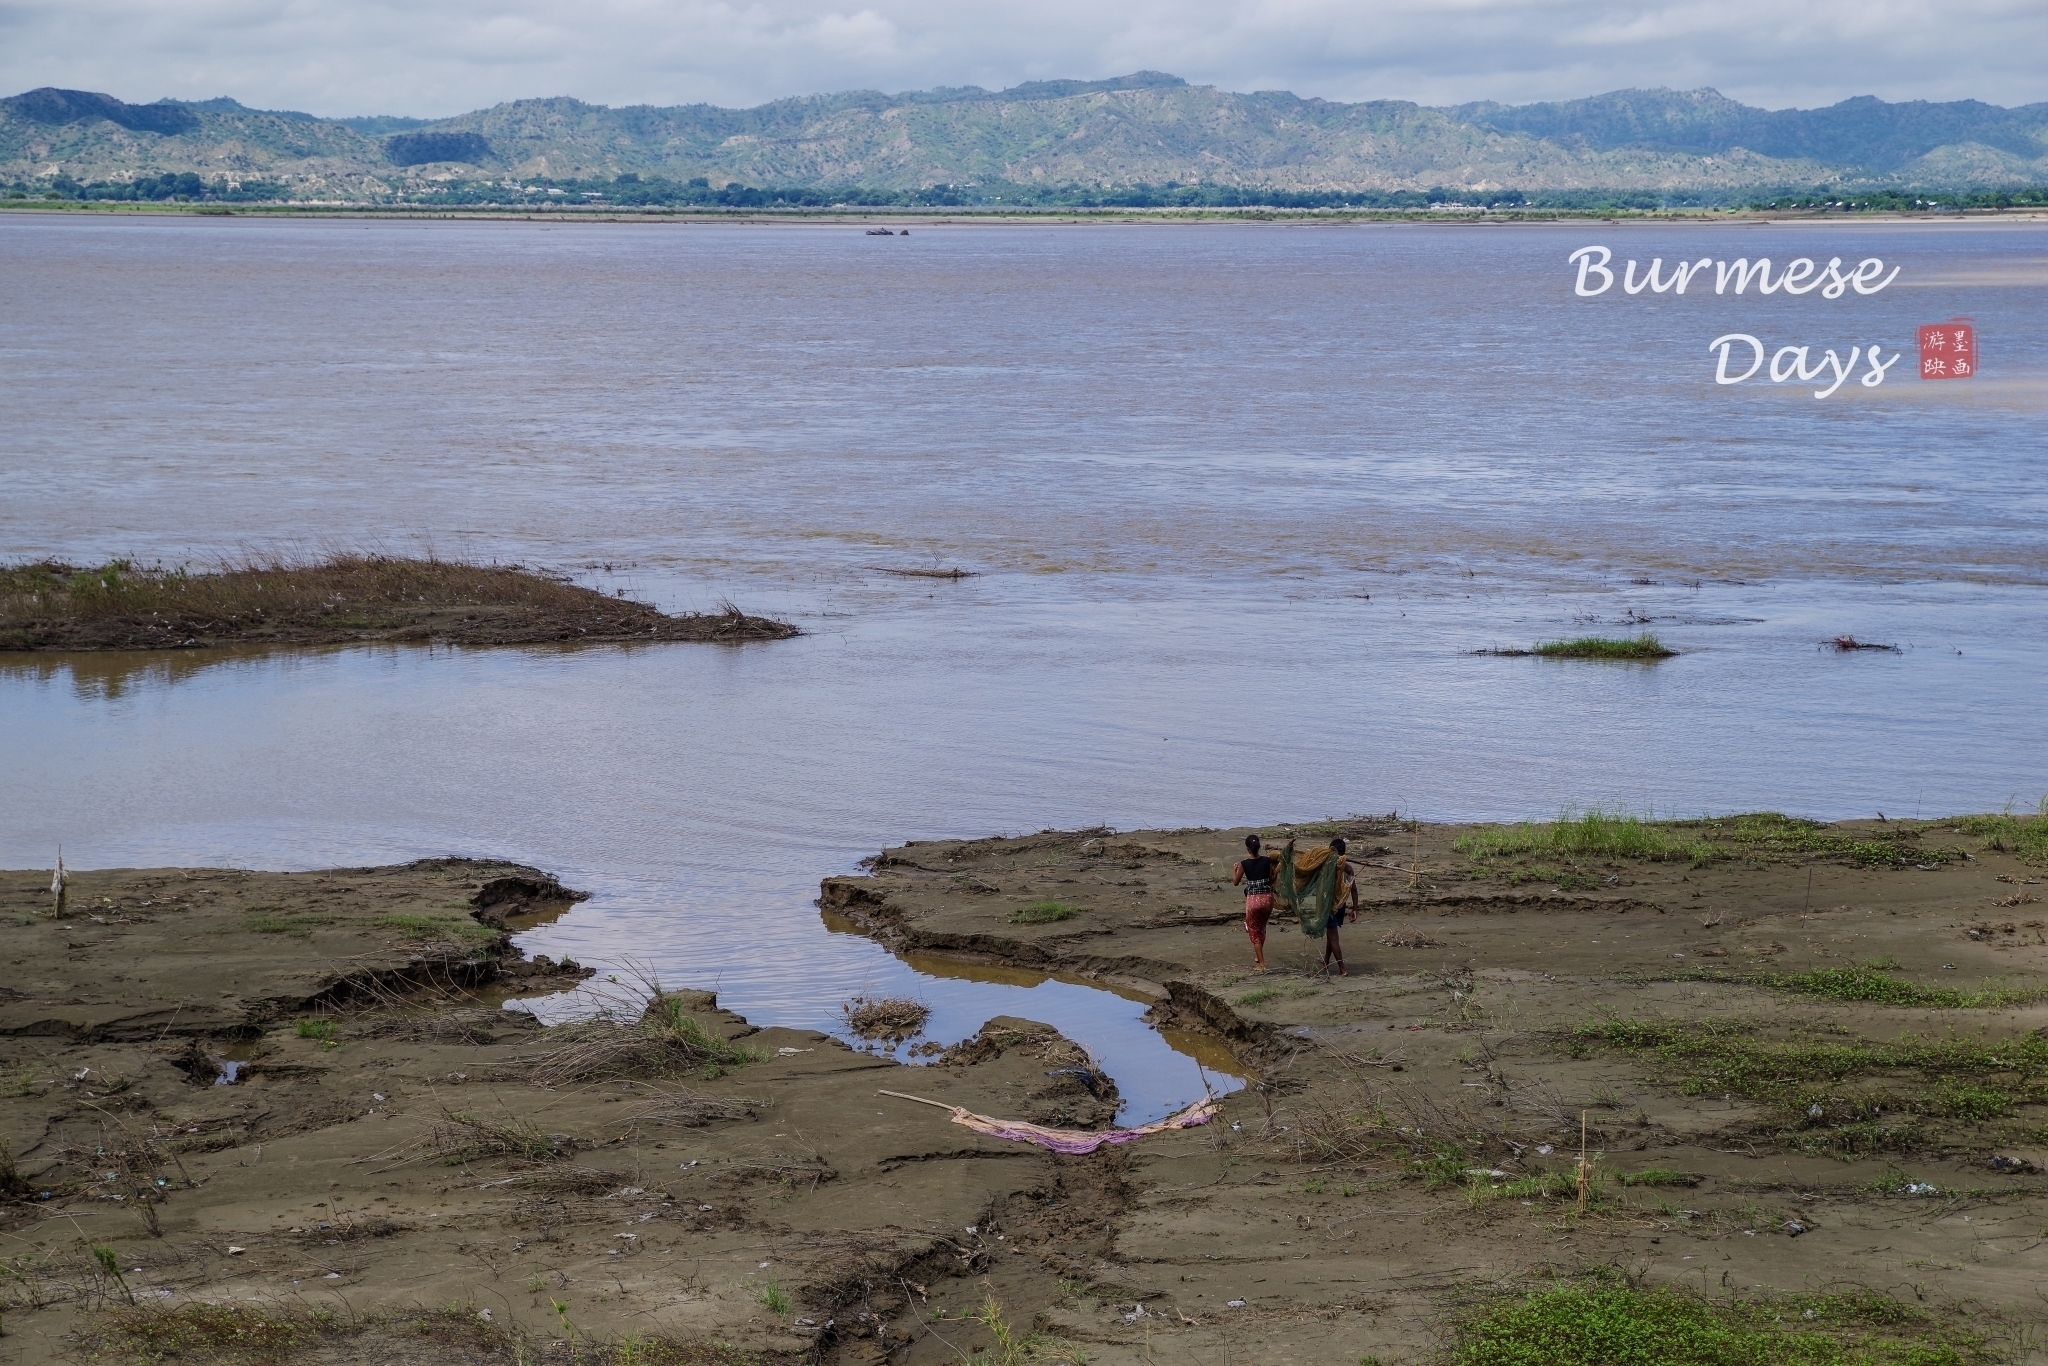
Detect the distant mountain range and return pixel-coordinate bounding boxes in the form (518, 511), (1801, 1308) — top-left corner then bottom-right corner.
(4, 72), (2045, 202)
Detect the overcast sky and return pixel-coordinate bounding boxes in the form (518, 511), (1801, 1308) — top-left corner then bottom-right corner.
(3, 0), (2043, 119)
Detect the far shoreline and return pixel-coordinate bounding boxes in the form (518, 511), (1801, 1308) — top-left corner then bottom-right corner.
(6, 201), (2046, 227)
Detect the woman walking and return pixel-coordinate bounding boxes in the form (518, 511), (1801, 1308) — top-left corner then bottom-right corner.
(1231, 834), (1277, 972)
(1320, 836), (1360, 977)
(1275, 835), (1361, 977)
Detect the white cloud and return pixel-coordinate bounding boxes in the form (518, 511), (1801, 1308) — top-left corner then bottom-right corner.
(0, 0), (2040, 117)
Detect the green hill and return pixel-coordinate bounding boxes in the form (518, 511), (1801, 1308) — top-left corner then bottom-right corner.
(4, 74), (2044, 203)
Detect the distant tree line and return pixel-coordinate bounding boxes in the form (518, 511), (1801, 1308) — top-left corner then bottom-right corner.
(1738, 185), (2048, 211)
(399, 173), (2048, 213)
(5, 169), (2045, 214)
(15, 172), (291, 202)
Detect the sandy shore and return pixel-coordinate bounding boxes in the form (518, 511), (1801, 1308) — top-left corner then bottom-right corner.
(5, 814), (2046, 1362)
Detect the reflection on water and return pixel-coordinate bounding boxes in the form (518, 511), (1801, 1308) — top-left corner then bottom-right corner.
(896, 947), (1252, 1079)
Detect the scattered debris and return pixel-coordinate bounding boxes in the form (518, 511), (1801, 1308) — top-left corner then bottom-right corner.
(841, 995), (932, 1043)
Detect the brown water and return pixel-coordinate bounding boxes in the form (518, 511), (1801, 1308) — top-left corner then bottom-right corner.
(4, 215), (2046, 1120)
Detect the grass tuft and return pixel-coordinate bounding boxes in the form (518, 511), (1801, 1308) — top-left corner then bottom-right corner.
(521, 987), (761, 1086)
(294, 1018), (338, 1044)
(1951, 804), (2048, 864)
(1532, 633), (1676, 660)
(374, 911), (500, 945)
(430, 1110), (563, 1165)
(1009, 899), (1081, 924)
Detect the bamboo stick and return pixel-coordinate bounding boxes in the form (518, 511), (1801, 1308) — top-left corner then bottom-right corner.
(1577, 1110), (1588, 1216)
(878, 1089), (962, 1111)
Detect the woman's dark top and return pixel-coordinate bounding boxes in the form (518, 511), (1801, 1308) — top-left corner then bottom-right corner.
(1239, 855), (1274, 897)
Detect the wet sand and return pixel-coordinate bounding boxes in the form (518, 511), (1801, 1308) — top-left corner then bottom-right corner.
(5, 818), (2046, 1362)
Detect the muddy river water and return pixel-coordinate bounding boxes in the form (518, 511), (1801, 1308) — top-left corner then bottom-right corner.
(3, 214), (2045, 1121)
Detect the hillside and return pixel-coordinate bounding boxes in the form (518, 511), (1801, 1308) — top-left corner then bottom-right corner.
(4, 73), (2045, 202)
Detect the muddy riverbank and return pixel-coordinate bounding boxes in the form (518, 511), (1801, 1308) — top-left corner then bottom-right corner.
(4, 811), (2045, 1363)
(0, 557), (797, 651)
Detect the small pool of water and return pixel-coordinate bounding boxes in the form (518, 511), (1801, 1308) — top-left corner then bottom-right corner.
(503, 917), (1248, 1127)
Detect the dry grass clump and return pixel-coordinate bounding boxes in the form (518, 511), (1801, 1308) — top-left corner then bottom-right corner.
(429, 1110), (566, 1165)
(521, 989), (760, 1087)
(613, 1085), (765, 1133)
(714, 1142), (837, 1192)
(841, 995), (931, 1042)
(1267, 1079), (1537, 1188)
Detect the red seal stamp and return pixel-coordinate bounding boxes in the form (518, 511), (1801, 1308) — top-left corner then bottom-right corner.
(1919, 319), (1977, 379)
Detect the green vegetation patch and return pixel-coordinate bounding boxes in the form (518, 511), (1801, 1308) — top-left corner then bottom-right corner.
(1569, 1013), (2048, 1151)
(1533, 633), (1676, 660)
(0, 552), (804, 651)
(1950, 807), (2048, 864)
(1009, 899), (1081, 924)
(1697, 812), (1958, 868)
(1455, 809), (1959, 871)
(1236, 983), (1322, 1007)
(1677, 960), (2041, 1009)
(1456, 808), (1715, 863)
(1452, 1283), (1981, 1366)
(1466, 1169), (1606, 1206)
(76, 1300), (764, 1366)
(373, 911), (499, 945)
